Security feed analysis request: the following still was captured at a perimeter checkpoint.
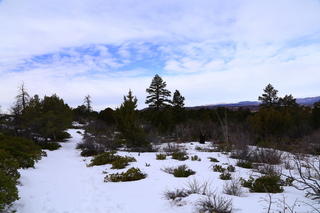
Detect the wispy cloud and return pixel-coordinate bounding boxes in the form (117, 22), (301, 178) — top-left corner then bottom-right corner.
(0, 0), (320, 111)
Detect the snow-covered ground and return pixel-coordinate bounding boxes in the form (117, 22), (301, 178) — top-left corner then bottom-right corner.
(12, 129), (320, 213)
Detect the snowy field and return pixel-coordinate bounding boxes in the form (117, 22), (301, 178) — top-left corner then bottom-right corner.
(12, 129), (320, 213)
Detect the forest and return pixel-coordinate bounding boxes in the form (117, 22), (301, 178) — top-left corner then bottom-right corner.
(1, 74), (320, 212)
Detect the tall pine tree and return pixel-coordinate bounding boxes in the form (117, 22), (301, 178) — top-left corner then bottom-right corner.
(145, 74), (171, 110)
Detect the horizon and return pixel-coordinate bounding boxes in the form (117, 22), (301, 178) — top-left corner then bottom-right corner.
(1, 0), (320, 112)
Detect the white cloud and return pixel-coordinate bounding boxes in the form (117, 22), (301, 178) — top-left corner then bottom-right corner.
(0, 0), (320, 111)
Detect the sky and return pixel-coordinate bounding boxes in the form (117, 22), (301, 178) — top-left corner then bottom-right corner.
(1, 0), (320, 112)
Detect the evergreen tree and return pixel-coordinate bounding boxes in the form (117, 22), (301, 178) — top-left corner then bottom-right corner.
(278, 94), (298, 108)
(258, 84), (279, 108)
(172, 90), (186, 124)
(145, 74), (171, 110)
(115, 90), (147, 149)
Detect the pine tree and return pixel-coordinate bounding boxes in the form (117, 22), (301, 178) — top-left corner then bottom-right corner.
(172, 90), (186, 124)
(115, 90), (147, 149)
(145, 74), (171, 110)
(258, 84), (279, 108)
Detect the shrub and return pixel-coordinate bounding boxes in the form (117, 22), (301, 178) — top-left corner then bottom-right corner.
(191, 155), (201, 161)
(240, 176), (254, 188)
(223, 178), (245, 197)
(111, 156), (136, 169)
(104, 167), (147, 182)
(196, 192), (233, 213)
(40, 142), (61, 151)
(0, 136), (42, 168)
(249, 175), (284, 193)
(227, 165), (235, 172)
(212, 164), (226, 173)
(209, 157), (219, 162)
(171, 152), (189, 161)
(220, 172), (232, 180)
(162, 143), (185, 155)
(173, 165), (196, 177)
(163, 188), (189, 200)
(156, 154), (166, 160)
(88, 151), (136, 167)
(0, 171), (19, 212)
(162, 165), (196, 178)
(236, 160), (253, 169)
(87, 151), (120, 166)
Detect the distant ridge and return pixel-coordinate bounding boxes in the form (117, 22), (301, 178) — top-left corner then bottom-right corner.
(187, 96), (320, 110)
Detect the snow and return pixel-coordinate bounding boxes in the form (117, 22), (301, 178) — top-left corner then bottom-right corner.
(12, 129), (320, 213)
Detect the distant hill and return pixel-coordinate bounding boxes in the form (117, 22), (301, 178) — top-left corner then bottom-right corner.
(187, 96), (320, 111)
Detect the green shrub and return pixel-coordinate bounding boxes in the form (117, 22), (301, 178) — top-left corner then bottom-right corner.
(241, 175), (284, 193)
(208, 157), (219, 162)
(0, 150), (20, 182)
(227, 165), (236, 172)
(220, 172), (232, 180)
(40, 142), (61, 151)
(171, 152), (189, 161)
(250, 175), (284, 193)
(88, 151), (136, 168)
(104, 167), (147, 182)
(0, 136), (42, 168)
(236, 160), (253, 169)
(111, 156), (136, 169)
(156, 154), (166, 160)
(0, 171), (19, 212)
(240, 176), (254, 188)
(191, 155), (201, 161)
(87, 151), (120, 166)
(212, 164), (226, 173)
(173, 165), (196, 177)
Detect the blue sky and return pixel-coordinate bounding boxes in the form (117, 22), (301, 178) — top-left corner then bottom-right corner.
(1, 0), (320, 111)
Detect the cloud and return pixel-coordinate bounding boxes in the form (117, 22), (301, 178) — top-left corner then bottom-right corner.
(0, 0), (320, 112)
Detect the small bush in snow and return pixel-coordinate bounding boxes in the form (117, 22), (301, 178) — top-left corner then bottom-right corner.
(227, 165), (236, 172)
(173, 165), (196, 177)
(220, 172), (232, 180)
(209, 157), (219, 162)
(196, 192), (233, 213)
(191, 155), (201, 161)
(104, 167), (147, 182)
(223, 178), (245, 197)
(171, 152), (189, 161)
(156, 154), (166, 160)
(241, 175), (284, 193)
(162, 165), (196, 177)
(236, 160), (253, 169)
(88, 151), (136, 167)
(212, 164), (226, 173)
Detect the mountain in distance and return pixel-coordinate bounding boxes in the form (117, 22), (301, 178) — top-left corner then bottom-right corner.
(187, 96), (320, 111)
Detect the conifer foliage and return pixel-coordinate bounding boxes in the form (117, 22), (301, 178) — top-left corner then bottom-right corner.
(145, 74), (171, 110)
(115, 90), (147, 149)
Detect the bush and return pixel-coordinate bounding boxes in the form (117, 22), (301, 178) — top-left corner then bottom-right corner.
(227, 165), (236, 172)
(196, 192), (233, 213)
(87, 151), (120, 166)
(40, 142), (61, 151)
(243, 175), (284, 193)
(171, 152), (189, 161)
(223, 178), (245, 197)
(156, 154), (166, 160)
(236, 160), (253, 169)
(0, 136), (42, 168)
(0, 171), (19, 212)
(0, 150), (20, 212)
(212, 164), (226, 173)
(163, 188), (189, 200)
(162, 165), (196, 178)
(191, 155), (201, 161)
(209, 157), (219, 162)
(104, 167), (147, 182)
(173, 165), (196, 177)
(162, 143), (185, 155)
(240, 176), (254, 188)
(88, 151), (136, 167)
(220, 172), (232, 180)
